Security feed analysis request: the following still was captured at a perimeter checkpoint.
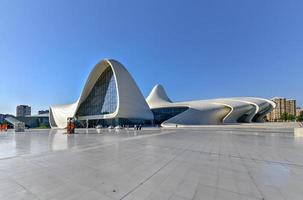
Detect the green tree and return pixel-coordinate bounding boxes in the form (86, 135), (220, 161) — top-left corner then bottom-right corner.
(280, 112), (289, 121)
(297, 113), (303, 122)
(288, 114), (296, 121)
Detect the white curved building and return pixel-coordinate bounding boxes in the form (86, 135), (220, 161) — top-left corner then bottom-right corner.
(49, 59), (153, 128)
(50, 59), (275, 128)
(146, 85), (276, 127)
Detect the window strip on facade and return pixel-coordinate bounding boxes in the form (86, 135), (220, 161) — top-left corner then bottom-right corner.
(76, 67), (117, 117)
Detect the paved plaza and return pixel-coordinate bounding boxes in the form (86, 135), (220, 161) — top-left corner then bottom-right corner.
(0, 123), (303, 200)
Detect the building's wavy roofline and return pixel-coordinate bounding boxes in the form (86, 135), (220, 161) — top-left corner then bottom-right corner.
(49, 59), (276, 129)
(146, 84), (276, 127)
(49, 59), (153, 129)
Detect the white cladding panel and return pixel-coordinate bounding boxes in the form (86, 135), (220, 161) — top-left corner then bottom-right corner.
(50, 59), (153, 129)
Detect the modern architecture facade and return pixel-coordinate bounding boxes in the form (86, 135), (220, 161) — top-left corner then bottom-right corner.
(50, 59), (275, 129)
(0, 114), (14, 124)
(266, 97), (297, 121)
(49, 59), (153, 128)
(16, 105), (31, 117)
(38, 110), (49, 115)
(17, 115), (49, 128)
(146, 85), (276, 127)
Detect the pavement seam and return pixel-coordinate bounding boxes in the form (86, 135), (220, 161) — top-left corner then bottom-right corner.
(119, 148), (187, 200)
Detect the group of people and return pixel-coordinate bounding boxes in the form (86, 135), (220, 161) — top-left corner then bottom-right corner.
(119, 124), (142, 130)
(134, 125), (142, 130)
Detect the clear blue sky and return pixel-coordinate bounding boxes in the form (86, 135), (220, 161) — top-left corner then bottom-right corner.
(0, 0), (302, 115)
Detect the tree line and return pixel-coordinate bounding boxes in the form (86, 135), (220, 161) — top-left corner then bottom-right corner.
(280, 112), (303, 122)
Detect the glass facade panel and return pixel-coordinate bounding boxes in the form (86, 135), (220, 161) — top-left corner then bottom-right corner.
(82, 118), (152, 128)
(151, 107), (189, 124)
(76, 66), (117, 117)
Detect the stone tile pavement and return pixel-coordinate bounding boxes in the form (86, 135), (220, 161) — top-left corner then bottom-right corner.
(0, 124), (303, 200)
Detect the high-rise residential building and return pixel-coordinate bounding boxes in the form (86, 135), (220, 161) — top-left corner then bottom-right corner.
(267, 97), (286, 121)
(16, 105), (31, 117)
(286, 99), (296, 116)
(297, 107), (303, 117)
(266, 97), (296, 122)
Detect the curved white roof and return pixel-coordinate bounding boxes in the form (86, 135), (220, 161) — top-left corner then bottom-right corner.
(146, 84), (276, 127)
(49, 58), (275, 128)
(146, 84), (172, 106)
(50, 59), (153, 128)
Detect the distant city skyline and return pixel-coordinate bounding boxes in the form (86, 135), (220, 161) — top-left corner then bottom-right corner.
(1, 0), (303, 115)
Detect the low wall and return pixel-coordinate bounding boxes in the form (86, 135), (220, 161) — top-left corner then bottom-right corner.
(294, 128), (303, 137)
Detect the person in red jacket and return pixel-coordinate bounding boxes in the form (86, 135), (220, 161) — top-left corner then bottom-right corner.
(67, 118), (75, 134)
